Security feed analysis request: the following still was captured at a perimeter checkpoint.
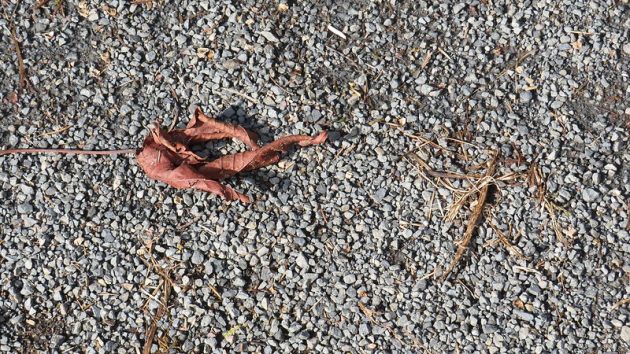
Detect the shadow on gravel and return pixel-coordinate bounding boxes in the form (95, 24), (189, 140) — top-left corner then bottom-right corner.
(180, 103), (335, 197)
(0, 307), (69, 354)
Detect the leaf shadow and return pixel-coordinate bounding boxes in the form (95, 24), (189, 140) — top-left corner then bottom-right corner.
(185, 104), (330, 198)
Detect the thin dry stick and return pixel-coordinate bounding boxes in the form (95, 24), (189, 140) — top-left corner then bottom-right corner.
(221, 88), (259, 104)
(143, 268), (173, 354)
(611, 298), (630, 311)
(34, 125), (71, 138)
(488, 219), (524, 259)
(407, 152), (481, 180)
(33, 0), (50, 10)
(167, 88), (179, 132)
(402, 131), (456, 153)
(10, 26), (29, 91)
(357, 302), (377, 323)
(0, 148), (136, 156)
(426, 189), (436, 220)
(444, 176), (493, 222)
(442, 152), (498, 281)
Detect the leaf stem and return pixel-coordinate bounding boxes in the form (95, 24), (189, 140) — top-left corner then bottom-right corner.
(0, 148), (136, 156)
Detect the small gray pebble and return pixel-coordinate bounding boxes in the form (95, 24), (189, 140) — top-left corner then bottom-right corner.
(550, 100), (564, 109)
(592, 173), (601, 184)
(514, 309), (534, 322)
(453, 3), (465, 14)
(520, 91), (533, 102)
(343, 274), (356, 284)
(20, 184), (35, 195)
(581, 188), (600, 202)
(296, 253), (309, 269)
(146, 51), (156, 62)
(374, 188), (387, 201)
(420, 84), (433, 95)
(191, 250), (204, 265)
(17, 203), (33, 214)
(311, 109), (322, 122)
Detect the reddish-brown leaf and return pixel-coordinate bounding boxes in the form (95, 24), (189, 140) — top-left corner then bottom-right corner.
(136, 135), (251, 202)
(198, 132), (328, 180)
(135, 109), (327, 202)
(169, 108), (259, 149)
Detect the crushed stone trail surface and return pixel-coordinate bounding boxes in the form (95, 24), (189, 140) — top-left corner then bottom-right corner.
(1, 1), (628, 352)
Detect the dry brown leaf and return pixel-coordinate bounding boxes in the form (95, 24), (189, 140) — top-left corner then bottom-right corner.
(358, 302), (376, 323)
(513, 298), (525, 310)
(136, 108), (327, 202)
(101, 4), (117, 17)
(0, 108), (326, 203)
(77, 1), (89, 17)
(6, 91), (18, 105)
(170, 108), (259, 148)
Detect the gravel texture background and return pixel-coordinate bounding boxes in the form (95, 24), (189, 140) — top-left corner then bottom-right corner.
(1, 0), (629, 353)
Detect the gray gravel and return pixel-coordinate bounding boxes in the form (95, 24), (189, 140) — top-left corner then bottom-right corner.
(1, 0), (629, 353)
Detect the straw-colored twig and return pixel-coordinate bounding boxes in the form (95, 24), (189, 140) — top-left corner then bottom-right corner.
(357, 302), (377, 323)
(142, 266), (173, 354)
(34, 125), (71, 138)
(528, 163), (572, 245)
(487, 219), (525, 259)
(221, 88), (259, 104)
(444, 175), (494, 222)
(611, 298), (630, 311)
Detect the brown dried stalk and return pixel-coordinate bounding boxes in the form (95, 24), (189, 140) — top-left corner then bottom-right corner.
(10, 25), (29, 91)
(442, 152), (498, 280)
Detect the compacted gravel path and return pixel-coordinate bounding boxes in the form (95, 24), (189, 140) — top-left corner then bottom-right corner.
(1, 1), (629, 353)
